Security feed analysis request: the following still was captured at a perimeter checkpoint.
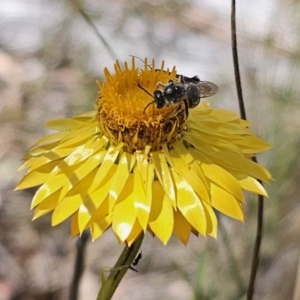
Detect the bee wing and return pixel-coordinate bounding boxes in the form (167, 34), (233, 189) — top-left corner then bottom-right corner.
(176, 74), (200, 84)
(198, 81), (219, 98)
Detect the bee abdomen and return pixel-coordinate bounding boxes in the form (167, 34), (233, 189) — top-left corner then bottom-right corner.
(186, 84), (200, 108)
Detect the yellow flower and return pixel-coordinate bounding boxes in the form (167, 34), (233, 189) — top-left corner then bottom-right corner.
(16, 58), (272, 246)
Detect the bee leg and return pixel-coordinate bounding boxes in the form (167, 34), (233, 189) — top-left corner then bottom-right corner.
(156, 82), (166, 89)
(167, 102), (187, 118)
(183, 99), (189, 117)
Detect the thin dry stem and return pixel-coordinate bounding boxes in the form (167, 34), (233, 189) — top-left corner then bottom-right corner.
(231, 1), (265, 299)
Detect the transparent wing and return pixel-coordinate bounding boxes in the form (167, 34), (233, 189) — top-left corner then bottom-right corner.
(198, 81), (219, 98)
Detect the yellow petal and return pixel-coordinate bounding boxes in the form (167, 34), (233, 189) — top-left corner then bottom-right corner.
(205, 108), (240, 122)
(16, 160), (61, 190)
(17, 158), (36, 172)
(235, 137), (272, 153)
(45, 118), (87, 131)
(210, 122), (250, 136)
(33, 189), (60, 219)
(112, 174), (137, 242)
(17, 154), (58, 172)
(133, 165), (150, 231)
(31, 131), (69, 148)
(56, 127), (100, 149)
(31, 153), (99, 210)
(63, 152), (104, 193)
(184, 134), (271, 182)
(109, 152), (133, 205)
(214, 109), (243, 123)
(187, 122), (242, 139)
(233, 173), (268, 197)
(172, 141), (210, 191)
(170, 148), (211, 204)
(152, 152), (176, 208)
(202, 201), (217, 237)
(161, 144), (174, 168)
(223, 152), (272, 182)
(148, 181), (174, 245)
(90, 199), (112, 240)
(31, 175), (68, 209)
(136, 153), (148, 187)
(29, 147), (72, 162)
(171, 169), (206, 236)
(196, 157), (245, 202)
(159, 153), (176, 207)
(185, 130), (244, 156)
(173, 209), (191, 245)
(78, 205), (91, 234)
(33, 150), (108, 208)
(88, 164), (117, 212)
(71, 211), (80, 237)
(211, 182), (244, 221)
(28, 141), (60, 157)
(88, 146), (120, 192)
(73, 111), (96, 119)
(51, 194), (82, 226)
(126, 220), (143, 247)
(59, 136), (107, 167)
(66, 167), (99, 199)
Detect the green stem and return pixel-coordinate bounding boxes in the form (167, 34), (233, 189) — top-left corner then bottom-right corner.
(97, 233), (144, 300)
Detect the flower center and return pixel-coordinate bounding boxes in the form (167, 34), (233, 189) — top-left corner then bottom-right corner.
(96, 59), (187, 153)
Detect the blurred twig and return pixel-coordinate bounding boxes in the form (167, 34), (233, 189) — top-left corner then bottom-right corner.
(69, 230), (90, 300)
(293, 251), (300, 300)
(231, 1), (265, 299)
(68, 0), (118, 61)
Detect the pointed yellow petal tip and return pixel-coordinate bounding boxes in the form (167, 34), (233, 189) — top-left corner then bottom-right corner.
(16, 57), (272, 245)
(210, 232), (218, 239)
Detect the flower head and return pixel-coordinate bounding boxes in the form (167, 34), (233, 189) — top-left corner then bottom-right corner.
(16, 58), (272, 245)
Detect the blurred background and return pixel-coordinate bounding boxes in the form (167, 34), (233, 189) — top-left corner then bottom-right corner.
(0, 0), (299, 299)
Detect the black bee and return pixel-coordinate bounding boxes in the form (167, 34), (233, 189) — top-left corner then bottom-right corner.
(139, 75), (218, 116)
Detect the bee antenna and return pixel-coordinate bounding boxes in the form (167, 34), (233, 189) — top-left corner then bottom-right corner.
(138, 83), (153, 98)
(129, 55), (144, 64)
(130, 55), (152, 69)
(143, 100), (156, 114)
(138, 83), (156, 114)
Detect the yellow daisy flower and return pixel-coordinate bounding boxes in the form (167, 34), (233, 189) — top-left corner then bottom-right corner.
(16, 58), (272, 246)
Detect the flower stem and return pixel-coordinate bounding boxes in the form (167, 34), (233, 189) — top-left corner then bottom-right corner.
(97, 233), (144, 300)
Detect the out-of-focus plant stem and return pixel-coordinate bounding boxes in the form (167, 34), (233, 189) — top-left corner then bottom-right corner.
(231, 1), (265, 299)
(69, 230), (90, 300)
(68, 0), (118, 61)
